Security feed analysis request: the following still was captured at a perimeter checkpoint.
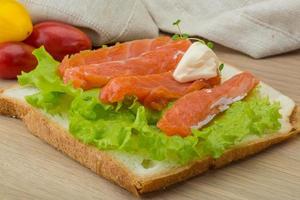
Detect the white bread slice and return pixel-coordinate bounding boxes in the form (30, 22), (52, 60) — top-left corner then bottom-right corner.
(0, 64), (299, 196)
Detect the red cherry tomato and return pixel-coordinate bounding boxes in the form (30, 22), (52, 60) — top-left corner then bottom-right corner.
(0, 42), (37, 79)
(24, 21), (92, 61)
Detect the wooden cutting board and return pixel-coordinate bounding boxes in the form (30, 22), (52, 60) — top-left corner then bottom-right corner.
(0, 45), (299, 200)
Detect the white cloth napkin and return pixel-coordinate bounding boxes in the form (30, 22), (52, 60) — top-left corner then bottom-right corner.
(20, 0), (300, 58)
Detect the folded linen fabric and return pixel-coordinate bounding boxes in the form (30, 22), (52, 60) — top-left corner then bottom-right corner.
(20, 0), (300, 58)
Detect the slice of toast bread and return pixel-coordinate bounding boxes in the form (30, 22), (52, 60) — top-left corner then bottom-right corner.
(0, 68), (299, 196)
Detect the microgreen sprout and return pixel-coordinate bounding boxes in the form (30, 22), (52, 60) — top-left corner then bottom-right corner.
(172, 19), (214, 49)
(172, 19), (181, 26)
(207, 41), (214, 49)
(219, 63), (224, 72)
(172, 19), (189, 40)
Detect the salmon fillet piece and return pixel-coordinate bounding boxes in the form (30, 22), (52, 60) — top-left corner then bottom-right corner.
(63, 40), (191, 89)
(157, 72), (259, 136)
(59, 37), (172, 76)
(100, 72), (221, 110)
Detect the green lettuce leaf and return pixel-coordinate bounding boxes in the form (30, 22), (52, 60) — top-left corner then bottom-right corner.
(69, 90), (199, 163)
(69, 89), (281, 164)
(192, 92), (281, 158)
(18, 47), (81, 114)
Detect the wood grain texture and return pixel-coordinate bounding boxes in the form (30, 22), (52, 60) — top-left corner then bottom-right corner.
(0, 45), (299, 200)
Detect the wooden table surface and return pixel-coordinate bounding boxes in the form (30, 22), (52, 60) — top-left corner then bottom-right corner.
(0, 45), (299, 200)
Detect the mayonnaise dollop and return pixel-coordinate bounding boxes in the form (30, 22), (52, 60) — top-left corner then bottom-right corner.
(173, 42), (219, 83)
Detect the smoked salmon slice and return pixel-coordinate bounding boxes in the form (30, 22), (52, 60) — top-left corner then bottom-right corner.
(100, 72), (221, 110)
(63, 39), (191, 89)
(59, 37), (172, 76)
(157, 72), (259, 137)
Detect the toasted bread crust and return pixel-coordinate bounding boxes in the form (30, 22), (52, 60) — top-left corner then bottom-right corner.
(0, 94), (299, 196)
(138, 107), (300, 193)
(0, 96), (141, 196)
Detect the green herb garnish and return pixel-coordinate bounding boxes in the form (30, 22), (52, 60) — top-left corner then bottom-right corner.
(219, 63), (224, 72)
(172, 19), (190, 40)
(172, 19), (181, 26)
(207, 41), (214, 49)
(172, 19), (214, 49)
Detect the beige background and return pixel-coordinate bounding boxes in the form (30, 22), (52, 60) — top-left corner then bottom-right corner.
(0, 45), (299, 200)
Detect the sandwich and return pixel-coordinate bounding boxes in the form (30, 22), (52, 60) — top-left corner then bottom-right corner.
(0, 36), (299, 196)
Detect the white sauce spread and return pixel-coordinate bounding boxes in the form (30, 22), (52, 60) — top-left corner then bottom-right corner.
(173, 42), (219, 83)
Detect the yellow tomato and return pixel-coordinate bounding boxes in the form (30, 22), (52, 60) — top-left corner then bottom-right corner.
(0, 0), (33, 42)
